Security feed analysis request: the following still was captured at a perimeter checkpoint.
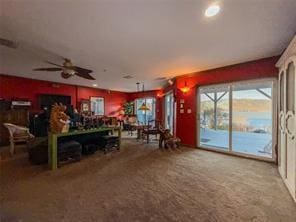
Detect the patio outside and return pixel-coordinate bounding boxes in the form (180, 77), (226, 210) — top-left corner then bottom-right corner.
(199, 84), (273, 158)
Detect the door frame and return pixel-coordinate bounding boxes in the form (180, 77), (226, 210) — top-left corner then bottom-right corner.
(196, 78), (278, 162)
(164, 90), (175, 134)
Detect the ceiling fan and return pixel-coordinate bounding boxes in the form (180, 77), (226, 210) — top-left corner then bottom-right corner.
(33, 58), (95, 80)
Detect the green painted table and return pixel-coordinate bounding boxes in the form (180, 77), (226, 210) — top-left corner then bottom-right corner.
(48, 127), (121, 170)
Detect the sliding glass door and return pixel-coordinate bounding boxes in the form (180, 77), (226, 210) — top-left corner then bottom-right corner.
(198, 79), (275, 159)
(232, 82), (273, 157)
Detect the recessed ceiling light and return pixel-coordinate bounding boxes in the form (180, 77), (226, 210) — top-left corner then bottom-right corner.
(205, 4), (220, 17)
(92, 84), (98, 87)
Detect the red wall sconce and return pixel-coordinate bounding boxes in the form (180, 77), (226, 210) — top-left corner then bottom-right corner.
(180, 81), (190, 94)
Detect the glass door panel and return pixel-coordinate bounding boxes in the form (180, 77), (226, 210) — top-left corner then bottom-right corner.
(165, 92), (174, 133)
(199, 87), (229, 150)
(232, 82), (273, 158)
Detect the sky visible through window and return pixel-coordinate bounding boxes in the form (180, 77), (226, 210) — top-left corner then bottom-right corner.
(201, 88), (272, 101)
(233, 88), (271, 100)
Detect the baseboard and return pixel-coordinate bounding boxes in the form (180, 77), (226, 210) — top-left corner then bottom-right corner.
(196, 146), (276, 163)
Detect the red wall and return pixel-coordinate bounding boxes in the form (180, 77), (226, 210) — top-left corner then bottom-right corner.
(173, 56), (279, 146)
(0, 74), (127, 116)
(77, 87), (127, 117)
(0, 74), (161, 118)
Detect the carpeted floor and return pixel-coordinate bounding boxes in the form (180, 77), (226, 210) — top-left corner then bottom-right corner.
(0, 138), (295, 222)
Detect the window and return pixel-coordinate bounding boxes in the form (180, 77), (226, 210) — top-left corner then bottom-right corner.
(90, 97), (104, 115)
(199, 86), (229, 150)
(135, 98), (156, 124)
(198, 79), (275, 159)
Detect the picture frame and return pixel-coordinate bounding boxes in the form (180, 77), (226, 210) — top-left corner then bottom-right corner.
(80, 99), (90, 113)
(90, 97), (105, 115)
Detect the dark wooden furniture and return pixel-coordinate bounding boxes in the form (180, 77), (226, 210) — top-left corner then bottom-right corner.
(58, 140), (82, 164)
(159, 129), (181, 149)
(48, 127), (121, 170)
(99, 135), (120, 154)
(142, 120), (162, 144)
(28, 139), (48, 165)
(0, 109), (29, 146)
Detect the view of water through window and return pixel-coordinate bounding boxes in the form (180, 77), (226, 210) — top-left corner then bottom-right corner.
(199, 81), (273, 158)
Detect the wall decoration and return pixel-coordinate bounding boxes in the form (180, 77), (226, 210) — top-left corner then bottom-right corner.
(123, 101), (134, 115)
(180, 99), (185, 103)
(187, 109), (192, 114)
(80, 99), (90, 113)
(180, 103), (184, 108)
(90, 97), (105, 115)
(180, 109), (184, 114)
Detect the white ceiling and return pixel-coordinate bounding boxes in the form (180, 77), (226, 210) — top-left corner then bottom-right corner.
(0, 0), (296, 92)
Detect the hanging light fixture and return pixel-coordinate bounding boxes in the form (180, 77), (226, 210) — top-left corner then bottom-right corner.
(138, 83), (150, 111)
(136, 83), (150, 125)
(138, 103), (150, 111)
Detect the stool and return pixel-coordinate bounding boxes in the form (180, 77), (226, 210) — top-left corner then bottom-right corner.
(99, 135), (119, 154)
(82, 143), (98, 155)
(58, 141), (82, 163)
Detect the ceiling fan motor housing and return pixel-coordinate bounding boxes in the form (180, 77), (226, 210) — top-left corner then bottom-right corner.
(61, 72), (72, 79)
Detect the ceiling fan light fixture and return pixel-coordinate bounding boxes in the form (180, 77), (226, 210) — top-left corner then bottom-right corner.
(63, 68), (75, 75)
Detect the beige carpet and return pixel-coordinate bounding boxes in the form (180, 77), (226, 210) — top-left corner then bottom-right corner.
(0, 138), (295, 222)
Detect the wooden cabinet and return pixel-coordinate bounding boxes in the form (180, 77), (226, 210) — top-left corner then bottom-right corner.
(0, 109), (29, 146)
(276, 35), (296, 202)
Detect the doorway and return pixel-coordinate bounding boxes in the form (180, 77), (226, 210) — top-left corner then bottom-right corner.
(165, 92), (174, 134)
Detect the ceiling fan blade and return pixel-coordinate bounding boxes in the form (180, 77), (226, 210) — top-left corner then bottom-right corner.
(73, 66), (93, 74)
(154, 77), (168, 81)
(75, 72), (95, 80)
(45, 61), (65, 68)
(33, 67), (62, 71)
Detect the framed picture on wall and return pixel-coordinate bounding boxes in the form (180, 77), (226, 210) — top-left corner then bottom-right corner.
(80, 99), (90, 113)
(90, 97), (105, 115)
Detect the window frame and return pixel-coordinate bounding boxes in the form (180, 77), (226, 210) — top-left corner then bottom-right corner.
(134, 97), (156, 123)
(196, 78), (277, 162)
(90, 96), (105, 116)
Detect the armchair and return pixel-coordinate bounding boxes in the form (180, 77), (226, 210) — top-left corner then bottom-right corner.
(3, 123), (34, 155)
